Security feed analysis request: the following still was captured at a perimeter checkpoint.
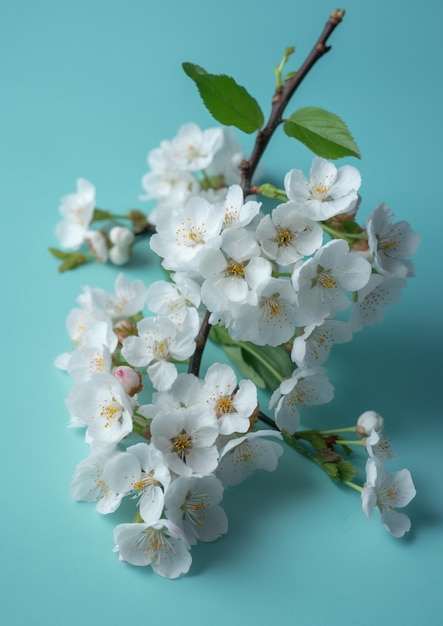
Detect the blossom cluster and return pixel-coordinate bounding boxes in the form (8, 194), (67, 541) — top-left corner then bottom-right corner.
(58, 272), (283, 578)
(358, 411), (416, 537)
(57, 121), (419, 578)
(146, 134), (419, 437)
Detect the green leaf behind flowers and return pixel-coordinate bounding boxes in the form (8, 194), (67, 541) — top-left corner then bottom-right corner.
(283, 106), (360, 159)
(209, 325), (293, 391)
(182, 62), (264, 134)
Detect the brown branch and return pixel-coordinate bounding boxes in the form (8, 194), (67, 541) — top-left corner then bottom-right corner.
(188, 310), (212, 377)
(240, 8), (345, 197)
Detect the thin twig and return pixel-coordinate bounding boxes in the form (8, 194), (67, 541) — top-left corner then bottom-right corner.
(188, 310), (212, 377)
(240, 8), (345, 196)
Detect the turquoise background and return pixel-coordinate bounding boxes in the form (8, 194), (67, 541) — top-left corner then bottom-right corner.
(1, 0), (442, 624)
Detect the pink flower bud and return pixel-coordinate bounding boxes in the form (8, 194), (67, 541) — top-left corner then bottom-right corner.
(113, 366), (143, 396)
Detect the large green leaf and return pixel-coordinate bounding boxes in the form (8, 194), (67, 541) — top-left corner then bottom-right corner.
(221, 345), (266, 389)
(209, 325), (293, 392)
(284, 106), (360, 159)
(182, 62), (264, 134)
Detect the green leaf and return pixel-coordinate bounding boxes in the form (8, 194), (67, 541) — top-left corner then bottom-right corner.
(241, 344), (293, 391)
(58, 252), (88, 273)
(321, 462), (340, 481)
(336, 460), (359, 483)
(222, 345), (266, 389)
(48, 247), (71, 259)
(296, 430), (328, 450)
(283, 106), (360, 159)
(182, 62), (264, 134)
(209, 325), (293, 391)
(92, 208), (114, 221)
(258, 183), (289, 202)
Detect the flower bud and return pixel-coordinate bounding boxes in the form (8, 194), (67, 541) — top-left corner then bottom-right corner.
(128, 210), (148, 233)
(109, 226), (135, 247)
(350, 238), (371, 260)
(113, 366), (143, 396)
(109, 244), (131, 265)
(356, 410), (384, 436)
(85, 230), (109, 263)
(113, 320), (137, 343)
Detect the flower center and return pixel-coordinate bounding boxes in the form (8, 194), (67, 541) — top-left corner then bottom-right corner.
(215, 396), (233, 416)
(172, 430), (193, 459)
(90, 353), (106, 373)
(226, 259), (245, 277)
(114, 297), (129, 314)
(277, 228), (293, 246)
(311, 182), (330, 200)
(132, 469), (158, 497)
(223, 205), (239, 227)
(312, 265), (337, 289)
(176, 217), (206, 247)
(260, 293), (282, 318)
(379, 239), (397, 250)
(181, 489), (210, 526)
(154, 339), (170, 360)
(99, 399), (123, 428)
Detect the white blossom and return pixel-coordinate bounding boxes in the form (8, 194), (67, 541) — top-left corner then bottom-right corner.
(199, 228), (265, 312)
(256, 201), (323, 266)
(113, 520), (192, 578)
(219, 184), (261, 230)
(70, 444), (122, 514)
(291, 319), (352, 366)
(146, 273), (201, 327)
(165, 475), (228, 545)
(292, 239), (372, 326)
(103, 442), (171, 525)
(229, 276), (298, 346)
(367, 203), (420, 278)
(56, 178), (96, 249)
(364, 429), (395, 461)
(350, 274), (406, 332)
(284, 157), (361, 221)
(361, 459), (416, 537)
(76, 274), (147, 321)
(85, 229), (108, 263)
(66, 373), (134, 443)
(170, 122), (224, 171)
(217, 430), (283, 486)
(199, 363), (257, 435)
(150, 405), (219, 476)
(270, 366), (334, 433)
(150, 195), (223, 272)
(121, 313), (198, 391)
(66, 320), (117, 382)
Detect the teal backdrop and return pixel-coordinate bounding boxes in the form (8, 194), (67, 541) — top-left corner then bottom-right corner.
(1, 1), (442, 624)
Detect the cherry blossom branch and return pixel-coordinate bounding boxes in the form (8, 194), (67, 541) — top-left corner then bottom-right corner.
(240, 8), (345, 197)
(257, 410), (279, 430)
(188, 309), (212, 376)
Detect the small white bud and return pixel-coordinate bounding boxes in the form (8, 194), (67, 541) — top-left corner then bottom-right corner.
(356, 410), (384, 436)
(109, 245), (131, 265)
(109, 226), (135, 247)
